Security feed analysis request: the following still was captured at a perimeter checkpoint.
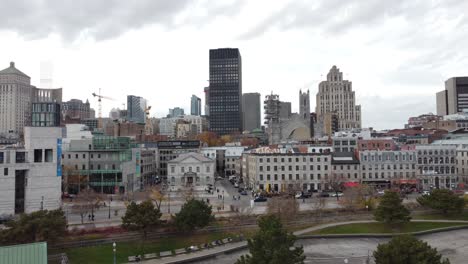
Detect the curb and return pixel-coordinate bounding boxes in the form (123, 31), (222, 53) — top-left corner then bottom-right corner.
(158, 243), (248, 264)
(298, 224), (468, 239)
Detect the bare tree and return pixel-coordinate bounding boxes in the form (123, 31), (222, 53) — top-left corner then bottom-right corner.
(72, 188), (103, 223)
(149, 185), (167, 211)
(311, 196), (327, 221)
(325, 173), (346, 201)
(267, 196), (299, 223)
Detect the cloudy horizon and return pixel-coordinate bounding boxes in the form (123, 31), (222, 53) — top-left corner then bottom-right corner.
(1, 0), (467, 130)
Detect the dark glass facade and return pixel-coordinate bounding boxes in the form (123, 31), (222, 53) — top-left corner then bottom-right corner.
(31, 102), (61, 127)
(208, 48), (242, 135)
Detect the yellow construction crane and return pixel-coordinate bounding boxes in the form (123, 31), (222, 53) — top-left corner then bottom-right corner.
(144, 106), (153, 135)
(92, 88), (114, 128)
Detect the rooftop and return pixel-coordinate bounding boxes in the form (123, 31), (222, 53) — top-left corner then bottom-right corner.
(0, 62), (30, 78)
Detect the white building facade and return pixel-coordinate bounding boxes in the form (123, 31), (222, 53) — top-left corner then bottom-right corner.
(0, 127), (62, 216)
(167, 152), (215, 191)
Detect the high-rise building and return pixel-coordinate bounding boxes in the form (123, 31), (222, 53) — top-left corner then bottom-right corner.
(127, 95), (147, 124)
(316, 66), (362, 131)
(208, 48), (242, 135)
(0, 62), (62, 135)
(299, 90), (310, 120)
(242, 93), (261, 132)
(279, 101), (291, 120)
(204, 87), (210, 116)
(62, 99), (92, 122)
(168, 107), (185, 118)
(436, 77), (468, 116)
(190, 95), (202, 116)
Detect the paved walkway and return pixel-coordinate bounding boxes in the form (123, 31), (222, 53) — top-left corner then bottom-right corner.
(132, 219), (468, 264)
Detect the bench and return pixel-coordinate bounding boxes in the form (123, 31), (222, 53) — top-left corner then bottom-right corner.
(174, 248), (186, 255)
(128, 256), (136, 262)
(160, 251), (172, 257)
(144, 253), (158, 259)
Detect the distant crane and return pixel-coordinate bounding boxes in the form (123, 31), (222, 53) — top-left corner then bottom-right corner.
(92, 88), (115, 128)
(144, 106), (153, 135)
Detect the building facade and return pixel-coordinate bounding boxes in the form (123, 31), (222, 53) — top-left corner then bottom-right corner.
(167, 152), (215, 191)
(168, 107), (184, 118)
(0, 62), (62, 135)
(127, 95), (147, 124)
(62, 136), (141, 194)
(316, 65), (361, 131)
(208, 48), (242, 135)
(436, 77), (468, 116)
(242, 93), (261, 132)
(0, 127), (62, 215)
(155, 140), (201, 180)
(62, 99), (92, 121)
(190, 95), (202, 116)
(243, 153), (332, 192)
(416, 145), (457, 190)
(279, 101), (291, 120)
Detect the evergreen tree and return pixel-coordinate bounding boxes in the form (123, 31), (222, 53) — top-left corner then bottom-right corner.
(236, 215), (305, 264)
(417, 189), (465, 215)
(374, 191), (411, 226)
(121, 200), (162, 239)
(374, 235), (450, 264)
(174, 199), (213, 232)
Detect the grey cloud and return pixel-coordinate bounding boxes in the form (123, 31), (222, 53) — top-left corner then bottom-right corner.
(0, 0), (244, 41)
(360, 94), (435, 130)
(239, 0), (468, 39)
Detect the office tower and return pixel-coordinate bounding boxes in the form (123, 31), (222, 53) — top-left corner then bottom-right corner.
(127, 95), (147, 124)
(208, 48), (242, 135)
(204, 87), (210, 116)
(299, 90), (310, 120)
(62, 99), (91, 120)
(242, 93), (261, 132)
(316, 65), (361, 131)
(264, 93), (281, 144)
(168, 107), (184, 118)
(279, 101), (291, 119)
(0, 62), (62, 135)
(436, 77), (468, 116)
(190, 95), (202, 116)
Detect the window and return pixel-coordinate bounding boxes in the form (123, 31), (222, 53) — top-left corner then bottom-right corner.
(267, 175), (270, 180)
(97, 164), (101, 170)
(259, 175), (264, 181)
(197, 166), (200, 173)
(34, 149), (43, 162)
(4, 168), (8, 176)
(91, 154), (94, 158)
(75, 154), (78, 159)
(182, 167), (185, 172)
(98, 154), (101, 159)
(267, 166), (270, 171)
(206, 166), (210, 173)
(112, 164), (116, 170)
(45, 149), (53, 162)
(267, 158), (270, 162)
(83, 154), (86, 159)
(259, 166), (263, 171)
(90, 164), (94, 169)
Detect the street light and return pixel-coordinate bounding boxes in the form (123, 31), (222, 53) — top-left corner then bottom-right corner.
(113, 242), (116, 264)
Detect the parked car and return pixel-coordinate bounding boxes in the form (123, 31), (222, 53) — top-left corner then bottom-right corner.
(317, 192), (330, 198)
(234, 183), (239, 188)
(295, 192), (312, 199)
(422, 190), (430, 196)
(240, 190), (248, 195)
(254, 196), (267, 202)
(330, 192), (344, 197)
(377, 190), (385, 196)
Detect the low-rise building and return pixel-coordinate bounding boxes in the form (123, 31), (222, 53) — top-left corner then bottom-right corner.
(357, 139), (397, 151)
(456, 145), (468, 186)
(155, 140), (201, 181)
(167, 152), (215, 191)
(416, 145), (457, 190)
(243, 152), (332, 192)
(359, 150), (418, 188)
(0, 127), (62, 216)
(331, 152), (360, 182)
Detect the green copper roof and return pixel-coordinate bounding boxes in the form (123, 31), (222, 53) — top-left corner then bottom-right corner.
(0, 62), (30, 78)
(0, 242), (47, 264)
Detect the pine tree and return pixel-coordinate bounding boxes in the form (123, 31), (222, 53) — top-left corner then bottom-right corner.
(374, 190), (411, 226)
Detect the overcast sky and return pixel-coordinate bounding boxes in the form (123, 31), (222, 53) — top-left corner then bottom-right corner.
(1, 0), (467, 129)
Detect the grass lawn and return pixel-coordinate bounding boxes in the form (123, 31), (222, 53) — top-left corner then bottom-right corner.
(52, 232), (234, 264)
(413, 211), (468, 221)
(309, 222), (468, 235)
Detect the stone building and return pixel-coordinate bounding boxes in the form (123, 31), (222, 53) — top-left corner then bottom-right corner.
(243, 152), (332, 192)
(416, 145), (457, 190)
(167, 152), (215, 191)
(359, 150), (418, 188)
(316, 65), (361, 131)
(0, 62), (62, 135)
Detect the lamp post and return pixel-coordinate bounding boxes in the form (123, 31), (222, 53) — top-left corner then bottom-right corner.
(113, 242), (116, 264)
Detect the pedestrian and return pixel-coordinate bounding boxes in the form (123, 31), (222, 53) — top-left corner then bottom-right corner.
(238, 195), (241, 200)
(88, 214), (91, 220)
(207, 198), (210, 204)
(92, 214), (95, 221)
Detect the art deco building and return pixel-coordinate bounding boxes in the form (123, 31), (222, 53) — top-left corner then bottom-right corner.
(316, 66), (361, 131)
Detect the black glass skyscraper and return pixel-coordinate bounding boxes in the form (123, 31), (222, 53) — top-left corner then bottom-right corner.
(208, 48), (242, 135)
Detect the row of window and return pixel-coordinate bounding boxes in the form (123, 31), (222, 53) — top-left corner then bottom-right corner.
(259, 164), (328, 172)
(170, 166), (210, 173)
(258, 156), (328, 163)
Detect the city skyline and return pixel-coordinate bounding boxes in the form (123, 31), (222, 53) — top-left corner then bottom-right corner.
(1, 1), (467, 129)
